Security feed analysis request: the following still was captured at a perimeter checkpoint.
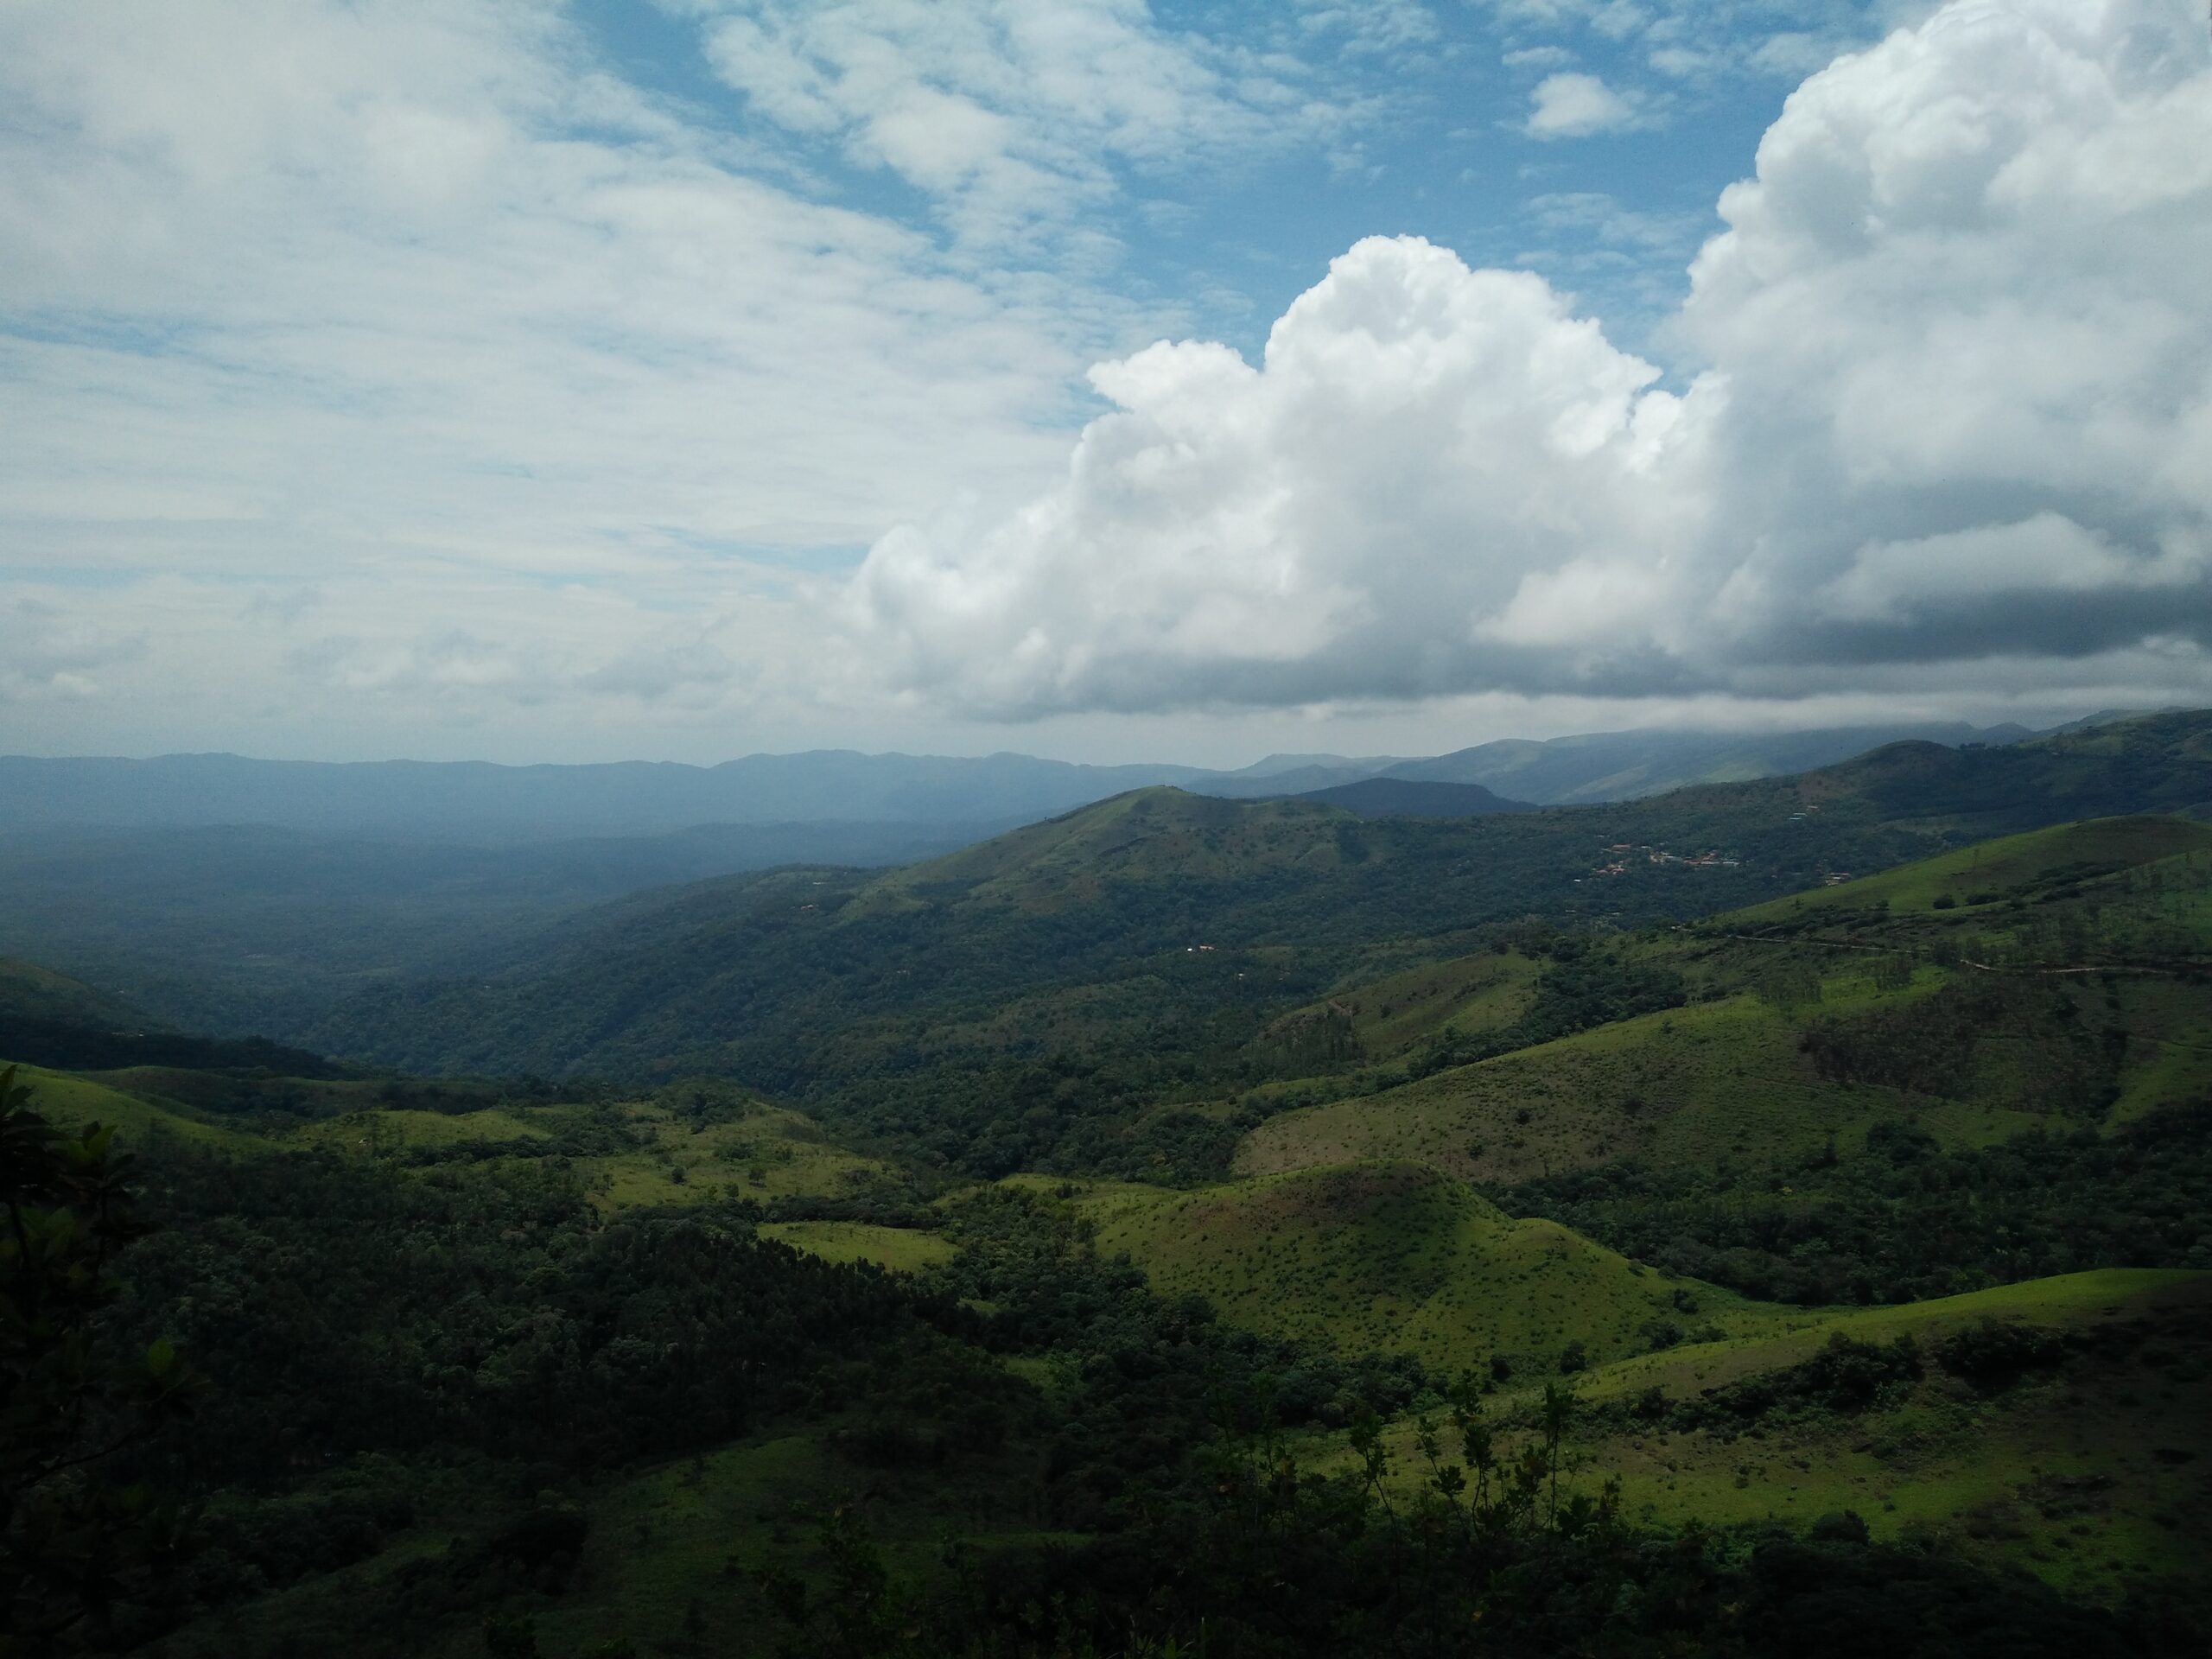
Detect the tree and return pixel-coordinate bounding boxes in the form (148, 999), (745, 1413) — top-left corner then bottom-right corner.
(2, 1067), (200, 1652)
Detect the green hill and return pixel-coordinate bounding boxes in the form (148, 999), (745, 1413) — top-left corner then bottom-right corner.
(297, 713), (2212, 1177)
(1510, 1269), (2210, 1594)
(1242, 814), (2212, 1188)
(0, 951), (151, 1029)
(1082, 1160), (1785, 1376)
(1722, 816), (2212, 925)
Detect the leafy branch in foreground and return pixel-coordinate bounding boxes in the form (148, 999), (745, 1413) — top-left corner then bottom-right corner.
(1, 1067), (202, 1655)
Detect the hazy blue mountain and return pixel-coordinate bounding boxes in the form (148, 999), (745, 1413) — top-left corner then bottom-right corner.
(0, 750), (1206, 840)
(0, 817), (1021, 1036)
(1381, 721), (2044, 804)
(0, 721), (2087, 842)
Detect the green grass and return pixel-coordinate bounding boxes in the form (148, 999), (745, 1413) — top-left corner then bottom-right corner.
(521, 1098), (893, 1211)
(1261, 949), (1541, 1065)
(1084, 1160), (1786, 1376)
(1236, 820), (2212, 1193)
(8, 1063), (264, 1153)
(1725, 817), (2212, 925)
(1236, 989), (1942, 1187)
(1573, 1271), (2209, 1593)
(293, 1107), (552, 1152)
(760, 1220), (955, 1274)
(1338, 1270), (2210, 1595)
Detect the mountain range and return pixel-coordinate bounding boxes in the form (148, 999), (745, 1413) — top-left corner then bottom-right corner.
(1, 717), (2080, 840)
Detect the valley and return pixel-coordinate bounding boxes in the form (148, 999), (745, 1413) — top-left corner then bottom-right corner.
(6, 712), (2212, 1656)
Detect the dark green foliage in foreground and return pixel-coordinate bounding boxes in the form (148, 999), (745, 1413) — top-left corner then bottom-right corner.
(925, 1189), (1427, 1529)
(1, 1071), (201, 1653)
(1497, 1104), (2212, 1306)
(756, 1374), (2206, 1659)
(11, 1090), (2203, 1657)
(114, 1147), (975, 1494)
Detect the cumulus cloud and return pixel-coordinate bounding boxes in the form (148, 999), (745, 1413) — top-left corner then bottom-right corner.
(843, 0), (2212, 717)
(846, 238), (1702, 712)
(1523, 71), (1641, 136)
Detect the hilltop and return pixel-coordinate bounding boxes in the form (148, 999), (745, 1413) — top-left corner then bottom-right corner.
(1077, 1160), (1783, 1375)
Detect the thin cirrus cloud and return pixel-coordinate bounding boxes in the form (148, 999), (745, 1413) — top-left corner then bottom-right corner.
(0, 0), (1291, 749)
(689, 0), (1347, 250)
(841, 0), (2212, 719)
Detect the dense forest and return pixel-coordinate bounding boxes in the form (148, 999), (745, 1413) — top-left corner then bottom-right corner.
(10, 1073), (2209, 1657)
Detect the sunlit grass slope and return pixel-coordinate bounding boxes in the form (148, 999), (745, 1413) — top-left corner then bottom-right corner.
(760, 1220), (955, 1273)
(1240, 817), (2212, 1188)
(1723, 815), (2212, 927)
(18, 1060), (895, 1216)
(1236, 988), (1970, 1186)
(1253, 948), (1541, 1071)
(1084, 1160), (1784, 1375)
(1554, 1270), (2209, 1595)
(9, 1063), (263, 1152)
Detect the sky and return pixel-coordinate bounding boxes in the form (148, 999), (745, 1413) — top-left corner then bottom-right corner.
(2, 0), (2208, 767)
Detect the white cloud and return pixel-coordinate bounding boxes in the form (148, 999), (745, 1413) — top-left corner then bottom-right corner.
(843, 236), (1700, 713)
(842, 0), (2212, 717)
(1486, 1), (1897, 89)
(690, 0), (1343, 249)
(1523, 71), (1640, 136)
(0, 0), (1190, 754)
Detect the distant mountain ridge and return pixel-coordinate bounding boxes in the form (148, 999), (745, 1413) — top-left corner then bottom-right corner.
(297, 710), (2212, 1096)
(0, 717), (2101, 840)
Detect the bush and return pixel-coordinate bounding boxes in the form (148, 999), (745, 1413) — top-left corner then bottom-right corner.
(1933, 1319), (2069, 1389)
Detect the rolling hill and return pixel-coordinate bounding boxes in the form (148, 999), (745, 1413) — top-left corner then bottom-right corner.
(284, 713), (2212, 1176)
(1238, 814), (2212, 1195)
(12, 785), (2212, 1652)
(1078, 1160), (1784, 1375)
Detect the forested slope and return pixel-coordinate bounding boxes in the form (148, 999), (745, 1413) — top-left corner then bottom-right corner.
(303, 712), (2212, 1175)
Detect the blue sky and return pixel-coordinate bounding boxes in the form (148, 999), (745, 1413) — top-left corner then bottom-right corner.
(1, 1), (2206, 765)
(575, 0), (1866, 372)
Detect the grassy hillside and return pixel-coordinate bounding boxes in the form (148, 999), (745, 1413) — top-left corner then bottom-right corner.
(1242, 814), (2212, 1190)
(1722, 816), (2212, 925)
(1237, 986), (1970, 1185)
(0, 951), (150, 1028)
(297, 713), (2212, 1179)
(6, 1063), (265, 1153)
(1081, 1160), (1785, 1375)
(1403, 1270), (2212, 1596)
